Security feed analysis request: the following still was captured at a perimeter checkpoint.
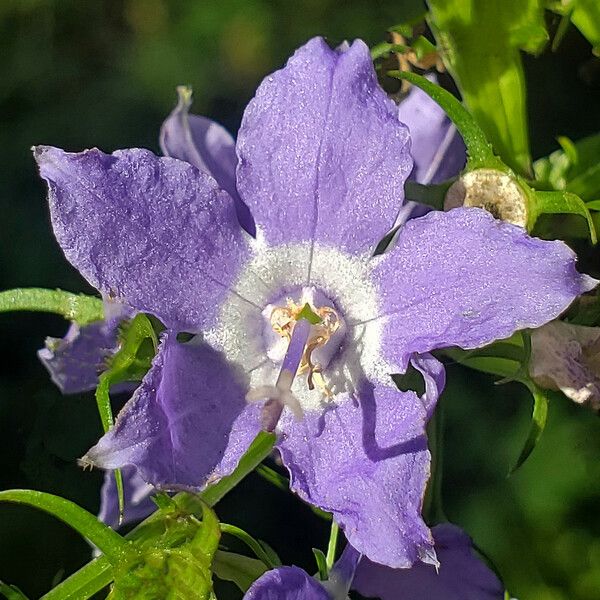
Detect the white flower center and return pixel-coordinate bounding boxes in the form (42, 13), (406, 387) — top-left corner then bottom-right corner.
(204, 240), (389, 414)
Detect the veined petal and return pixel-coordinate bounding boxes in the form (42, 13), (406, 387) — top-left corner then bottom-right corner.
(277, 379), (435, 568)
(368, 207), (597, 372)
(84, 332), (262, 489)
(236, 37), (412, 267)
(34, 146), (254, 333)
(160, 88), (255, 234)
(244, 566), (330, 600)
(352, 523), (505, 600)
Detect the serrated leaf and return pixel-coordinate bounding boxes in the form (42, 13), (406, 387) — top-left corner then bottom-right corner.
(212, 551), (267, 592)
(0, 288), (103, 325)
(427, 0), (548, 174)
(509, 382), (550, 474)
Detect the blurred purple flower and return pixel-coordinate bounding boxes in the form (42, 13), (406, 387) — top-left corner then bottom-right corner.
(245, 524), (504, 600)
(35, 37), (594, 567)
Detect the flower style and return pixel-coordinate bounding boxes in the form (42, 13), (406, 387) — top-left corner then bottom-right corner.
(35, 37), (594, 567)
(245, 524), (505, 600)
(530, 320), (600, 411)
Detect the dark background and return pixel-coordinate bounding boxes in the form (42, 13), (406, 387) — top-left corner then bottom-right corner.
(1, 1), (600, 599)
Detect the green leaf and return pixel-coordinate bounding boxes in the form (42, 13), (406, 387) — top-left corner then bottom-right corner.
(533, 132), (600, 201)
(312, 548), (329, 581)
(549, 0), (600, 54)
(427, 0), (548, 174)
(387, 71), (502, 171)
(404, 180), (452, 209)
(41, 432), (276, 600)
(0, 288), (103, 325)
(212, 551), (267, 592)
(529, 190), (597, 243)
(219, 523), (279, 568)
(0, 581), (29, 600)
(509, 382), (550, 474)
(0, 490), (127, 562)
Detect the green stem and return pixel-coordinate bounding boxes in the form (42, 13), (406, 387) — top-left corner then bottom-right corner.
(41, 432), (276, 600)
(0, 490), (126, 563)
(0, 288), (103, 325)
(387, 71), (503, 171)
(325, 521), (340, 571)
(219, 524), (277, 569)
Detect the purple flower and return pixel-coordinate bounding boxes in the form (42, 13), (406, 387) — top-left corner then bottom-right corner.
(390, 75), (466, 230)
(38, 299), (130, 394)
(353, 524), (505, 600)
(34, 37), (594, 567)
(530, 320), (600, 411)
(245, 524), (504, 600)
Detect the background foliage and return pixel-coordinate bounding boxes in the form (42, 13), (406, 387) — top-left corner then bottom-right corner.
(1, 1), (600, 598)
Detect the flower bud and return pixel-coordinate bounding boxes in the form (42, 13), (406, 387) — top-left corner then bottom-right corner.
(444, 168), (528, 227)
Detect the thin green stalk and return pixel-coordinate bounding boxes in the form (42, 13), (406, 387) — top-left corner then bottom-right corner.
(0, 491), (126, 563)
(325, 521), (340, 571)
(0, 288), (103, 325)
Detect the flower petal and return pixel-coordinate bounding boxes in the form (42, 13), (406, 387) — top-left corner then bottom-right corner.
(368, 207), (597, 371)
(530, 320), (600, 411)
(98, 466), (155, 529)
(160, 88), (255, 234)
(236, 37), (412, 262)
(398, 78), (466, 185)
(84, 332), (262, 489)
(277, 379), (435, 568)
(352, 523), (505, 600)
(34, 146), (254, 333)
(244, 566), (330, 600)
(37, 300), (131, 394)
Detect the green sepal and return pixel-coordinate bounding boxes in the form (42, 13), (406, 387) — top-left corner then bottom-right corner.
(528, 190), (597, 243)
(109, 502), (220, 600)
(0, 490), (127, 563)
(312, 548), (329, 581)
(219, 523), (280, 569)
(508, 382), (550, 475)
(427, 0), (548, 175)
(387, 71), (503, 171)
(0, 288), (103, 325)
(212, 551), (267, 592)
(0, 581), (29, 600)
